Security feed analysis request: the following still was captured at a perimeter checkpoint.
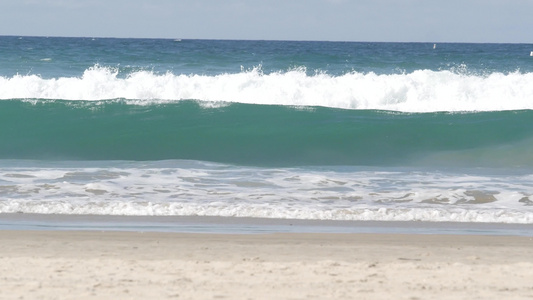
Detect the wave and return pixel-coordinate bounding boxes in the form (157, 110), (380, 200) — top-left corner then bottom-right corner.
(1, 161), (532, 223)
(3, 200), (532, 223)
(1, 100), (532, 167)
(1, 65), (533, 112)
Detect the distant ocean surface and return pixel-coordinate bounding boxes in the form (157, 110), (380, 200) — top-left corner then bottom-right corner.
(1, 36), (533, 223)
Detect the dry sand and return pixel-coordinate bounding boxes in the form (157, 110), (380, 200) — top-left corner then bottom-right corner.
(0, 230), (532, 299)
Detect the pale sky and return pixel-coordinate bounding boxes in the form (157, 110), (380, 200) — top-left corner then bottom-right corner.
(1, 0), (532, 43)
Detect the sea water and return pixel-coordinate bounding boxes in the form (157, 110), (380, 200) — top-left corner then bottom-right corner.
(1, 36), (533, 225)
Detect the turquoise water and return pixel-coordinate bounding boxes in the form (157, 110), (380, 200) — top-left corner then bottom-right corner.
(1, 36), (533, 223)
(1, 100), (533, 168)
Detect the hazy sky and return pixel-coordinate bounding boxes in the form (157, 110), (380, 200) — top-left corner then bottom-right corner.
(1, 0), (532, 43)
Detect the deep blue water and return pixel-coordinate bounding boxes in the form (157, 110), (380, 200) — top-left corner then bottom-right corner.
(2, 37), (533, 78)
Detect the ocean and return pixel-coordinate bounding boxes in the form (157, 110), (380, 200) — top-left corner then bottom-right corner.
(1, 36), (533, 227)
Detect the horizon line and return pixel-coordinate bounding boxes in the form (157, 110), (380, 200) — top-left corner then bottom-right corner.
(2, 34), (532, 45)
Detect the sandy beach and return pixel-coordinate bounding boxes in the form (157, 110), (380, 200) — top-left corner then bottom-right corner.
(1, 230), (532, 300)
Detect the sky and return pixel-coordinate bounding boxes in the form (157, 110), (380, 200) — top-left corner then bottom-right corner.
(1, 0), (532, 43)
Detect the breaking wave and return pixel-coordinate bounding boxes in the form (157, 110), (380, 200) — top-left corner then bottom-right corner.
(1, 65), (532, 112)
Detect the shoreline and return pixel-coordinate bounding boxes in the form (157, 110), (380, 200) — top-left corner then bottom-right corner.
(1, 212), (533, 235)
(1, 230), (532, 299)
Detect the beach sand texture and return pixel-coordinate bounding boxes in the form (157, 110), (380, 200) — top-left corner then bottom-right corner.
(1, 230), (532, 299)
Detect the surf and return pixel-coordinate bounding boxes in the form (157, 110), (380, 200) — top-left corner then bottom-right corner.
(1, 65), (533, 112)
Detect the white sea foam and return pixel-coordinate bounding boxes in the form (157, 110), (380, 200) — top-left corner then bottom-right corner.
(1, 66), (533, 112)
(1, 161), (532, 223)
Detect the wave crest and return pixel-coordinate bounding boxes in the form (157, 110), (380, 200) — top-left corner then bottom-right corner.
(1, 65), (532, 112)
